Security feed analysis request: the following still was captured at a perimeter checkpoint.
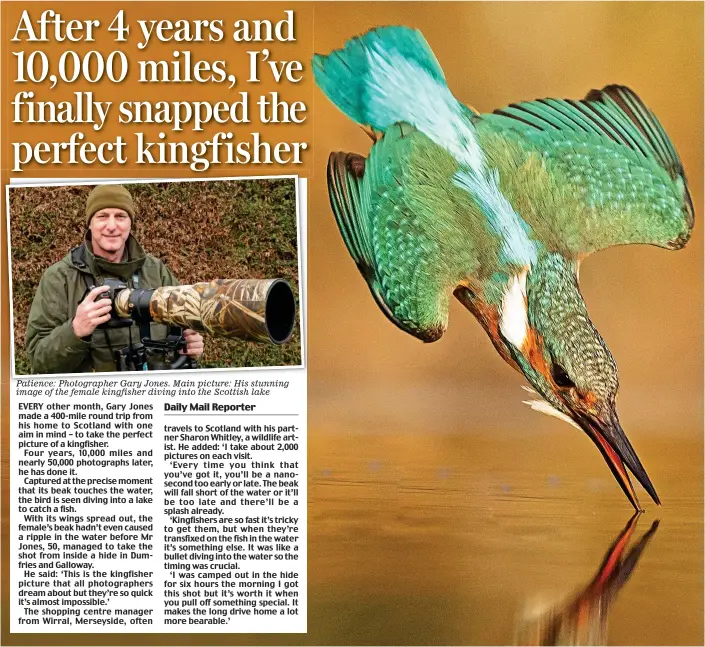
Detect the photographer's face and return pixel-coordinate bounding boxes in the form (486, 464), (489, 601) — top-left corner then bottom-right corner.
(90, 208), (131, 261)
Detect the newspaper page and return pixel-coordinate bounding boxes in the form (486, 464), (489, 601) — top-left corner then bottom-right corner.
(3, 2), (703, 647)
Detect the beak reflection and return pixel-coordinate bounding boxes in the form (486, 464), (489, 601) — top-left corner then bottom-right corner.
(516, 513), (660, 645)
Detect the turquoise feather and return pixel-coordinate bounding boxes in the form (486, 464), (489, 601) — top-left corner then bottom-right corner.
(313, 26), (446, 131)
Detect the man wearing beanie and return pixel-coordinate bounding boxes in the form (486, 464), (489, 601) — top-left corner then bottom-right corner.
(25, 184), (204, 373)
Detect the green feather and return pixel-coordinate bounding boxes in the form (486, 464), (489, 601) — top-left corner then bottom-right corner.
(481, 85), (694, 255)
(326, 123), (505, 341)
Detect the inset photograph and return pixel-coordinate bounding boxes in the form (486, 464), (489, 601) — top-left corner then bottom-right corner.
(9, 177), (302, 375)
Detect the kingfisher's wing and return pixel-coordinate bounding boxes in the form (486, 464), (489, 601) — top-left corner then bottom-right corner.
(328, 123), (498, 342)
(481, 85), (694, 258)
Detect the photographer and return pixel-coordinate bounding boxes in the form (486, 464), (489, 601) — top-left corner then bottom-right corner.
(25, 184), (204, 373)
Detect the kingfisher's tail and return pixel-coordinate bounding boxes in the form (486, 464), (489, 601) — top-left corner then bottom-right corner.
(314, 27), (484, 171)
(312, 26), (450, 131)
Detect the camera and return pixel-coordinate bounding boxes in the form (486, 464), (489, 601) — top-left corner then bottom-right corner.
(90, 278), (296, 370)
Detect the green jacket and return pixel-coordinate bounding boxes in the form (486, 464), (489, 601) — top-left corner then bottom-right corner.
(26, 234), (178, 374)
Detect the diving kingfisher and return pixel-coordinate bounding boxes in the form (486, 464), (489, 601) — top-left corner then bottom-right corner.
(313, 26), (694, 510)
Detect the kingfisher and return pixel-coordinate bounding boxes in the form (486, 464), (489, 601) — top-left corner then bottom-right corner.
(313, 26), (694, 510)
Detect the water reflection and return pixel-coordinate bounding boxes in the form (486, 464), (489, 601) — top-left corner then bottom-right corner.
(517, 513), (660, 645)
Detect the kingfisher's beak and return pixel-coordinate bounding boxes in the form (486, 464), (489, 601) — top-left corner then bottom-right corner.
(579, 409), (660, 511)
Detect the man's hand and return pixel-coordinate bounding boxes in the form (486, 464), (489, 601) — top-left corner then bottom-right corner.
(72, 286), (112, 338)
(181, 329), (204, 359)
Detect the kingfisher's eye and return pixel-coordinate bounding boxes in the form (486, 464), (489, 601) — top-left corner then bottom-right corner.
(551, 363), (575, 389)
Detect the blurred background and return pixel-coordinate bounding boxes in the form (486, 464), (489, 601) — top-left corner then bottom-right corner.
(307, 3), (703, 644)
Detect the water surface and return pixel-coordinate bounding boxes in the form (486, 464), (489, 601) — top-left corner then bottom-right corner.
(308, 428), (703, 645)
